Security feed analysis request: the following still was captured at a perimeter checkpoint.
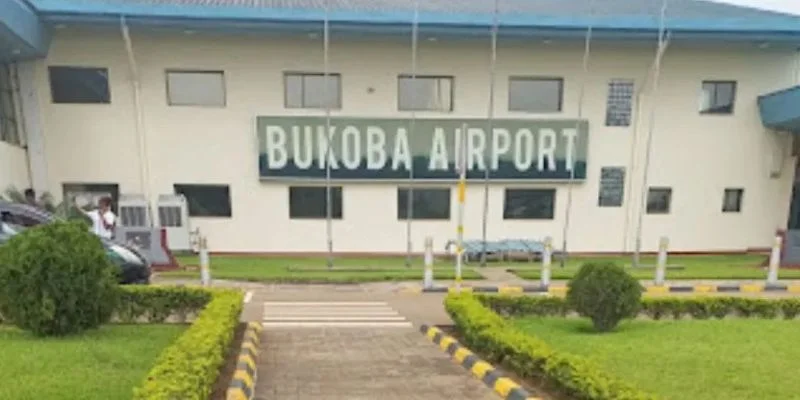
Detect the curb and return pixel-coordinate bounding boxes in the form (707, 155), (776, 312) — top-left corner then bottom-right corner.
(419, 324), (540, 400)
(403, 283), (800, 294)
(226, 322), (263, 400)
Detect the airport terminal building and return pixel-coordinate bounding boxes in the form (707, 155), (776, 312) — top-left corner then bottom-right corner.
(2, 0), (800, 255)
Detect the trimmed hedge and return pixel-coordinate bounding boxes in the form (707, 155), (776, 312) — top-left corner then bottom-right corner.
(445, 293), (657, 400)
(132, 287), (243, 400)
(116, 286), (212, 323)
(480, 294), (800, 320)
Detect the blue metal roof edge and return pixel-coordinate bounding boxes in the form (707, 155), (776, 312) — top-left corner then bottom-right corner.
(758, 85), (800, 132)
(0, 0), (51, 58)
(31, 0), (800, 38)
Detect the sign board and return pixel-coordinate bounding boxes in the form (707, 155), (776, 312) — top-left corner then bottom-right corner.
(257, 117), (588, 181)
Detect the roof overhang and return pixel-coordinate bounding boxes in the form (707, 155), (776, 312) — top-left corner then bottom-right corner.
(759, 86), (800, 133)
(0, 0), (50, 61)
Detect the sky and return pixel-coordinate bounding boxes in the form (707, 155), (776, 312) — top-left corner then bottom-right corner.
(713, 0), (800, 15)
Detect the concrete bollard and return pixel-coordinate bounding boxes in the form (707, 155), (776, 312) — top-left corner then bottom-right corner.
(423, 237), (434, 289)
(199, 236), (211, 287)
(655, 236), (669, 286)
(767, 235), (782, 285)
(542, 236), (553, 287)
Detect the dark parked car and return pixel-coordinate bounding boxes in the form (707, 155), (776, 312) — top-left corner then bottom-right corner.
(0, 201), (151, 284)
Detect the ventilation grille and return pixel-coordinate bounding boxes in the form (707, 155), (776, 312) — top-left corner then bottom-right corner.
(158, 206), (183, 228)
(120, 206), (148, 227)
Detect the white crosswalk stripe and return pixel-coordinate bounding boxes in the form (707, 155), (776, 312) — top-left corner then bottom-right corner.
(262, 301), (412, 328)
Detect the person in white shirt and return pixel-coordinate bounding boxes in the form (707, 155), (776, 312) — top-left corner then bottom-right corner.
(79, 196), (117, 240)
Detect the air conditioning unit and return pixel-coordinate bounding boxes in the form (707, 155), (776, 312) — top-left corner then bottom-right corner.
(118, 194), (151, 227)
(156, 194), (191, 251)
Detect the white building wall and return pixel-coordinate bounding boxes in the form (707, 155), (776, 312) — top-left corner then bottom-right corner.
(0, 142), (29, 193)
(31, 28), (798, 253)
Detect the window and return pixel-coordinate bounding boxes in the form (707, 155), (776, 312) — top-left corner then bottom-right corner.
(508, 77), (563, 113)
(700, 81), (736, 114)
(397, 188), (450, 220)
(289, 186), (343, 219)
(173, 184), (232, 217)
(62, 183), (120, 213)
(0, 63), (20, 145)
(284, 72), (341, 109)
(49, 66), (110, 104)
(605, 79), (634, 126)
(722, 188), (744, 213)
(398, 75), (453, 112)
(503, 189), (556, 220)
(598, 167), (626, 207)
(166, 70), (226, 107)
(646, 187), (672, 214)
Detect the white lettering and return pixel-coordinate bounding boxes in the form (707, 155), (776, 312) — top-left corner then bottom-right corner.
(366, 126), (387, 170)
(454, 128), (466, 172)
(514, 129), (535, 171)
(392, 128), (411, 170)
(562, 128), (578, 172)
(340, 126), (361, 169)
(491, 128), (511, 170)
(429, 128), (449, 170)
(266, 126), (287, 169)
(537, 128), (557, 171)
(291, 126), (313, 169)
(468, 128), (486, 171)
(317, 126), (339, 169)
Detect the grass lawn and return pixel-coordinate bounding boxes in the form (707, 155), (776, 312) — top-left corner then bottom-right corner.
(0, 324), (185, 400)
(508, 254), (800, 280)
(159, 255), (483, 283)
(514, 317), (800, 400)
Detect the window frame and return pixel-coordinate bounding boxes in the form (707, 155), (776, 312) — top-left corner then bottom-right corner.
(48, 66), (111, 104)
(507, 76), (564, 113)
(165, 69), (227, 107)
(722, 188), (744, 213)
(700, 80), (737, 115)
(396, 187), (451, 221)
(283, 72), (342, 110)
(502, 188), (556, 220)
(173, 184), (233, 218)
(397, 74), (455, 112)
(0, 63), (21, 146)
(605, 78), (635, 127)
(62, 182), (120, 214)
(288, 186), (344, 220)
(646, 187), (673, 215)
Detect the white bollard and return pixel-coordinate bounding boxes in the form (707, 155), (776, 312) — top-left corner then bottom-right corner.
(199, 236), (211, 287)
(423, 237), (434, 289)
(655, 236), (669, 286)
(767, 235), (782, 285)
(542, 236), (553, 287)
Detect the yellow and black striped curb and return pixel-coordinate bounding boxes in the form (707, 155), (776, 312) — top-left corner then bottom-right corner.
(226, 322), (263, 400)
(420, 324), (540, 400)
(403, 283), (800, 294)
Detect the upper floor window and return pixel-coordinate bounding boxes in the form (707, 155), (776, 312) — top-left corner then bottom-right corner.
(166, 70), (226, 107)
(605, 79), (634, 127)
(700, 81), (736, 115)
(284, 72), (341, 109)
(508, 77), (563, 113)
(398, 75), (454, 112)
(49, 66), (110, 104)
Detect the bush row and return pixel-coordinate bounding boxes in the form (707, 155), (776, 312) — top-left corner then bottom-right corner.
(133, 287), (244, 400)
(445, 294), (656, 400)
(115, 286), (212, 323)
(480, 294), (800, 320)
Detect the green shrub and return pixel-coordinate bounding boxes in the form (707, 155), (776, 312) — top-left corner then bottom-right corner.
(446, 294), (656, 400)
(116, 286), (212, 323)
(133, 288), (243, 400)
(780, 299), (800, 319)
(566, 262), (643, 332)
(0, 220), (118, 336)
(479, 294), (569, 317)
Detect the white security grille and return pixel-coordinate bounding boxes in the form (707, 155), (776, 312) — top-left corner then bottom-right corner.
(118, 194), (151, 227)
(156, 194), (191, 251)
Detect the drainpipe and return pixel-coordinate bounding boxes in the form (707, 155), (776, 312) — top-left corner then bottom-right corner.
(120, 16), (153, 224)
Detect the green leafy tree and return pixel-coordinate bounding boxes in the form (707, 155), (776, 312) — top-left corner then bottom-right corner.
(567, 262), (644, 332)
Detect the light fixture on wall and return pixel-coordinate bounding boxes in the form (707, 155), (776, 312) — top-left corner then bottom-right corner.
(309, 32), (320, 39)
(427, 37), (438, 42)
(183, 29), (196, 35)
(758, 42), (770, 49)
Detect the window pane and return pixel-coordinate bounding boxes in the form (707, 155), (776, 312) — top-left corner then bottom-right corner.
(49, 66), (110, 104)
(605, 79), (634, 127)
(508, 77), (562, 113)
(700, 81), (736, 114)
(398, 76), (453, 111)
(284, 73), (340, 109)
(397, 188), (450, 220)
(598, 167), (626, 207)
(62, 183), (120, 213)
(503, 189), (556, 220)
(646, 187), (672, 214)
(173, 184), (232, 217)
(289, 186), (343, 219)
(285, 74), (303, 108)
(0, 64), (19, 146)
(167, 71), (226, 107)
(722, 188), (743, 213)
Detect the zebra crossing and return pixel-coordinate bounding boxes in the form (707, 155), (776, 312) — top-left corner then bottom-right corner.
(261, 301), (413, 328)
